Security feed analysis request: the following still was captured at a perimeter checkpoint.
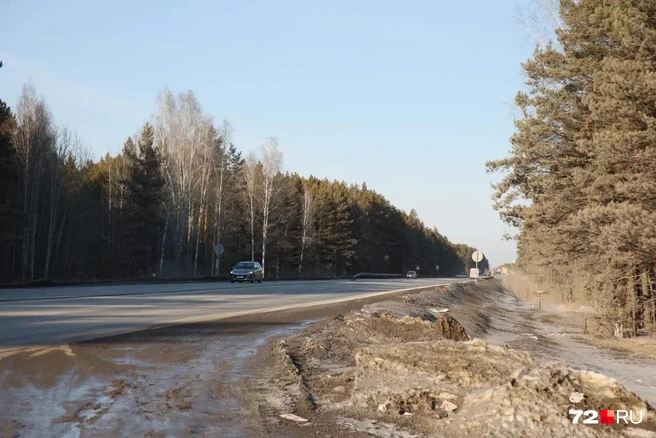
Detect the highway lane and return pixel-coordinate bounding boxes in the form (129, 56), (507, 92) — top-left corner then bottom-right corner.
(0, 278), (464, 348)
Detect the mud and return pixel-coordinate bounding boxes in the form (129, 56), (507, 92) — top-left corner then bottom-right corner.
(245, 281), (656, 438)
(0, 285), (424, 438)
(4, 281), (656, 437)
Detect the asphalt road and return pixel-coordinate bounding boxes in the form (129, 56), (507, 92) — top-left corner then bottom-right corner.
(0, 278), (464, 348)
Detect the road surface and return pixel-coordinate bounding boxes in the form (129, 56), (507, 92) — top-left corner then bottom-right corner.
(0, 278), (463, 348)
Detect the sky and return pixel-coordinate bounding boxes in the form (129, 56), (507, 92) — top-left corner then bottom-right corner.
(0, 0), (541, 266)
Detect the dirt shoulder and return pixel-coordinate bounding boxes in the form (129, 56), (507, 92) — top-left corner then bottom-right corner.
(244, 280), (656, 438)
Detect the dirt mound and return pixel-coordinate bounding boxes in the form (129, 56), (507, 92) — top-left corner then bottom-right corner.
(403, 281), (508, 338)
(282, 300), (472, 370)
(362, 301), (439, 321)
(260, 281), (656, 438)
(264, 292), (475, 422)
(351, 340), (534, 413)
(433, 314), (469, 341)
(351, 339), (654, 437)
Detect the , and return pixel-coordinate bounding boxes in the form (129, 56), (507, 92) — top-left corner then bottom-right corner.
(230, 261), (263, 283)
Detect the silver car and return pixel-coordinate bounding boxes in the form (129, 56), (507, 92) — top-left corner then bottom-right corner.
(230, 261), (263, 283)
(406, 271), (417, 279)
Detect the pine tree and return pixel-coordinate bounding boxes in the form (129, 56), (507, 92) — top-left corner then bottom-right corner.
(0, 98), (22, 282)
(487, 0), (656, 333)
(123, 123), (165, 276)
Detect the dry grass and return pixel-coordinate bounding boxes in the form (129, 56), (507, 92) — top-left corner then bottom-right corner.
(584, 335), (656, 360)
(501, 271), (587, 306)
(503, 271), (656, 340)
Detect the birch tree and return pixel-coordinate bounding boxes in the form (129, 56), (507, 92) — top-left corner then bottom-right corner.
(14, 84), (57, 281)
(155, 88), (212, 274)
(258, 137), (284, 278)
(44, 128), (78, 278)
(192, 124), (214, 276)
(240, 152), (259, 263)
(298, 181), (314, 275)
(210, 120), (234, 275)
(1, 80), (485, 284)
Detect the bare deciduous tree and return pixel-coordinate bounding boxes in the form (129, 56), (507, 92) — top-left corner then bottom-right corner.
(240, 152), (259, 263)
(298, 181), (314, 275)
(155, 88), (213, 275)
(211, 120), (233, 275)
(44, 128), (80, 278)
(258, 137), (284, 278)
(14, 83), (57, 281)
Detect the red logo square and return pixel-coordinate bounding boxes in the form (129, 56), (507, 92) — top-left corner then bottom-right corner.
(600, 410), (614, 424)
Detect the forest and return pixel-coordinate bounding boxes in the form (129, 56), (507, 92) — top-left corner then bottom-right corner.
(488, 0), (656, 335)
(0, 78), (486, 284)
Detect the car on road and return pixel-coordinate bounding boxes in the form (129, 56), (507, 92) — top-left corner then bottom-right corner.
(230, 261), (263, 283)
(406, 270), (417, 279)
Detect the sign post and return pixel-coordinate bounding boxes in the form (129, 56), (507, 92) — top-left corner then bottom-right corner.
(533, 289), (550, 310)
(471, 251), (484, 282)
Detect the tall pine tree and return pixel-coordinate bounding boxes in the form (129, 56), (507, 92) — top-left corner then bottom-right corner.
(122, 123), (165, 276)
(488, 0), (656, 333)
(0, 98), (22, 282)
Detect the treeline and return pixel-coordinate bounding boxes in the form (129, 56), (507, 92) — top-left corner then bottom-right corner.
(0, 81), (486, 283)
(488, 0), (656, 335)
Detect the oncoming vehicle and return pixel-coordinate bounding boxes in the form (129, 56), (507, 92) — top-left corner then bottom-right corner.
(230, 261), (263, 283)
(406, 270), (417, 279)
(469, 268), (479, 279)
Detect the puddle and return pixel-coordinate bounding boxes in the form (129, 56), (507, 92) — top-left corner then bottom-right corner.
(0, 370), (105, 438)
(0, 319), (318, 438)
(110, 357), (159, 367)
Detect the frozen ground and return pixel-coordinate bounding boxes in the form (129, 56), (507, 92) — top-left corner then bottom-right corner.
(481, 290), (656, 405)
(244, 281), (656, 437)
(0, 287), (420, 438)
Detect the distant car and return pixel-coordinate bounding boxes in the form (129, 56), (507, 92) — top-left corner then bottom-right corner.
(406, 271), (417, 279)
(230, 261), (263, 283)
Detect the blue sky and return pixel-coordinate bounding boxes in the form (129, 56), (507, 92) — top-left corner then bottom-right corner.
(0, 0), (539, 266)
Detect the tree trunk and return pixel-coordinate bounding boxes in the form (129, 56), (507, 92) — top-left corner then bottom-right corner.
(54, 205), (69, 278)
(159, 211), (169, 276)
(298, 188), (312, 276)
(29, 169), (39, 281)
(193, 203), (204, 276)
(22, 157), (29, 281)
(45, 168), (63, 279)
(212, 166), (225, 276)
(262, 216), (268, 278)
(642, 269), (652, 331)
(250, 198), (255, 262)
